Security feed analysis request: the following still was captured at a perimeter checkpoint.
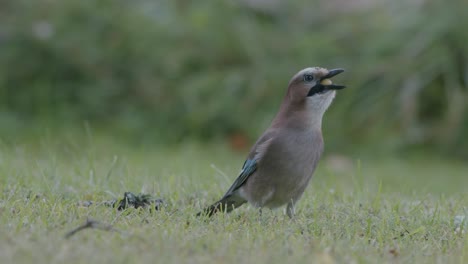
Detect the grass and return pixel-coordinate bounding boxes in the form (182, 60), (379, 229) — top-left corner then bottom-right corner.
(0, 135), (467, 263)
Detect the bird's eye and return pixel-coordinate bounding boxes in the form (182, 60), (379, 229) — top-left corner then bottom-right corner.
(303, 74), (314, 82)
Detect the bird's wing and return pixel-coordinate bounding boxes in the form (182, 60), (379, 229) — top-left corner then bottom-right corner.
(221, 135), (274, 198)
(221, 159), (257, 198)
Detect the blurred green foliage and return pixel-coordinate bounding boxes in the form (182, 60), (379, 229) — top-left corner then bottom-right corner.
(0, 0), (466, 156)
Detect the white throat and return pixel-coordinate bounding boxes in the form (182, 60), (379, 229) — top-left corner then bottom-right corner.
(304, 91), (336, 129)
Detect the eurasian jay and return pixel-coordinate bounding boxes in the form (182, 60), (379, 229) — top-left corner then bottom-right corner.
(198, 67), (345, 218)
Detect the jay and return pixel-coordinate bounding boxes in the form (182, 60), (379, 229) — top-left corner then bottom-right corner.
(198, 67), (345, 218)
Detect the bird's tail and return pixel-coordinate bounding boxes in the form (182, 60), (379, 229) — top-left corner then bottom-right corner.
(197, 195), (246, 217)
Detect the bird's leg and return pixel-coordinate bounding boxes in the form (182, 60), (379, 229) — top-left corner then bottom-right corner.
(286, 200), (296, 219)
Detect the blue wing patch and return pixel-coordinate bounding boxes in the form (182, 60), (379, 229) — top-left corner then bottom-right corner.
(222, 159), (257, 198)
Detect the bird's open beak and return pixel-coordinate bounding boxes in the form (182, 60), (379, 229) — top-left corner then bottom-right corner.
(307, 68), (345, 97)
(320, 68), (346, 90)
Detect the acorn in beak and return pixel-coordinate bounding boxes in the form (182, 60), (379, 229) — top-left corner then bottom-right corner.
(307, 68), (346, 97)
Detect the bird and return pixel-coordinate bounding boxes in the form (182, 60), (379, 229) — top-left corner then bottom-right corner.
(198, 67), (346, 218)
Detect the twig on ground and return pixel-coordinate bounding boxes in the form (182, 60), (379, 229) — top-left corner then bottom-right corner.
(65, 217), (121, 239)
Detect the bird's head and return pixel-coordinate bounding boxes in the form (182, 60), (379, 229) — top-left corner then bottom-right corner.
(287, 67), (345, 112)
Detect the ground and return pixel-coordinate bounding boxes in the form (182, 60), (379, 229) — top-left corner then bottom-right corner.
(0, 136), (467, 263)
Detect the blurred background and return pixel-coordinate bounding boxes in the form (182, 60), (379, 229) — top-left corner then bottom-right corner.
(0, 0), (467, 158)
